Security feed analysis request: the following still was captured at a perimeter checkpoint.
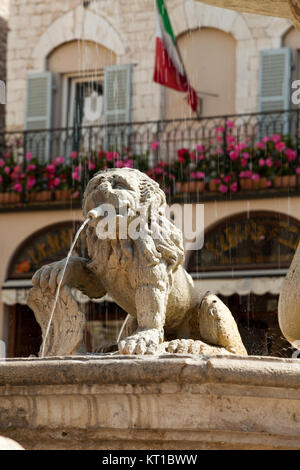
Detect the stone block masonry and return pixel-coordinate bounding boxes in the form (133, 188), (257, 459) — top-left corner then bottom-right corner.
(5, 0), (294, 131)
(1, 355), (300, 449)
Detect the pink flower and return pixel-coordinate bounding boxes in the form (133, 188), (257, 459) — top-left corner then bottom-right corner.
(226, 120), (234, 128)
(196, 144), (206, 152)
(13, 183), (22, 192)
(241, 158), (248, 167)
(189, 151), (196, 161)
(47, 164), (55, 172)
(242, 152), (250, 159)
(216, 136), (223, 143)
(27, 164), (36, 171)
(198, 153), (205, 160)
(154, 167), (162, 175)
(123, 159), (133, 168)
(72, 191), (80, 199)
(115, 160), (124, 168)
(178, 156), (185, 163)
(178, 148), (189, 159)
(244, 170), (252, 178)
(219, 184), (228, 193)
(229, 151), (239, 161)
(3, 153), (9, 159)
(72, 171), (80, 181)
(190, 172), (196, 179)
(55, 156), (64, 164)
(53, 177), (60, 187)
(262, 136), (269, 143)
(227, 135), (235, 144)
(239, 171), (245, 178)
(236, 142), (247, 152)
(286, 149), (297, 162)
(216, 149), (222, 155)
(0, 159), (4, 167)
(266, 181), (272, 187)
(12, 165), (22, 173)
(275, 142), (286, 152)
(215, 127), (225, 134)
(71, 151), (77, 159)
(4, 166), (10, 174)
(252, 173), (260, 181)
(256, 142), (265, 149)
(265, 157), (273, 167)
(231, 182), (238, 192)
(27, 177), (36, 190)
(271, 134), (281, 143)
(106, 151), (119, 162)
(223, 175), (231, 183)
(88, 162), (96, 171)
(296, 167), (300, 175)
(25, 152), (33, 161)
(196, 171), (205, 180)
(258, 158), (265, 166)
(150, 141), (160, 151)
(0, 175), (2, 183)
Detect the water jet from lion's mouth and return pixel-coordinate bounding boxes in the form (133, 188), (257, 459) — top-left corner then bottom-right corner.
(41, 218), (90, 358)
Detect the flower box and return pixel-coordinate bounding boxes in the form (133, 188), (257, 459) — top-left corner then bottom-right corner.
(208, 181), (218, 192)
(29, 191), (52, 203)
(187, 181), (205, 193)
(273, 176), (297, 188)
(55, 189), (72, 201)
(240, 179), (252, 190)
(0, 193), (21, 205)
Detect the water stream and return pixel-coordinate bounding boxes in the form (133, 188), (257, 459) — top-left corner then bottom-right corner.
(41, 218), (90, 358)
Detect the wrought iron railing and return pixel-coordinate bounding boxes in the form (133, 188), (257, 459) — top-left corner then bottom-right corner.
(0, 109), (300, 205)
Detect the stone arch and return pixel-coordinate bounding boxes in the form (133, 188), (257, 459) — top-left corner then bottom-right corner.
(267, 17), (293, 46)
(185, 210), (300, 274)
(6, 220), (85, 281)
(32, 5), (125, 71)
(170, 0), (252, 41)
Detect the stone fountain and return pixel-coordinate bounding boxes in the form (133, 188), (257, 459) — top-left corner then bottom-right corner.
(0, 168), (300, 450)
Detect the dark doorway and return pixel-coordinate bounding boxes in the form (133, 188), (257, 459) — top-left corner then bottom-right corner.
(8, 304), (42, 358)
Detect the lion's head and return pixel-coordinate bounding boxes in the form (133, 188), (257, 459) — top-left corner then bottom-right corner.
(83, 168), (184, 273)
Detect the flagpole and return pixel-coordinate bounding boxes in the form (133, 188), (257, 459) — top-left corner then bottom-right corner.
(172, 26), (201, 119)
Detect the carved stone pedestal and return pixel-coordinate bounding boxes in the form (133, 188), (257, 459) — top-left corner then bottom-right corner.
(1, 355), (300, 449)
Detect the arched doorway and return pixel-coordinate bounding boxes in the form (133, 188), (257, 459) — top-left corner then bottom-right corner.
(3, 221), (126, 357)
(187, 211), (300, 356)
(164, 27), (236, 119)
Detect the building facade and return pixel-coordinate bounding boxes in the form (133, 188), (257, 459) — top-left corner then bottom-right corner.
(1, 0), (300, 358)
(0, 0), (9, 130)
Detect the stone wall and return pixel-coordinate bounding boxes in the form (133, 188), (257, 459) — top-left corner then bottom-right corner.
(0, 0), (9, 131)
(5, 0), (293, 130)
(1, 355), (300, 450)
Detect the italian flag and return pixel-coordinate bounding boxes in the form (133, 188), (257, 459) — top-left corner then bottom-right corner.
(153, 0), (198, 112)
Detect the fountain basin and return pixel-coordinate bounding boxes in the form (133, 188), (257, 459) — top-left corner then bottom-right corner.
(0, 354), (300, 450)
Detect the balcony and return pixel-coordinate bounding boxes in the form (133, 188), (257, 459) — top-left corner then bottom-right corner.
(1, 109), (300, 210)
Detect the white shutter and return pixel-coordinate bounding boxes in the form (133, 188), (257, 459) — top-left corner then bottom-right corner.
(258, 48), (292, 135)
(25, 72), (53, 161)
(103, 65), (132, 149)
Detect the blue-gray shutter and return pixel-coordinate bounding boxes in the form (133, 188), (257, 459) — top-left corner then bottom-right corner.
(25, 72), (53, 161)
(258, 48), (292, 135)
(103, 64), (133, 149)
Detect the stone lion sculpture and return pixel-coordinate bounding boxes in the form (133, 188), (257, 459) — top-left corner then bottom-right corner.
(29, 168), (247, 357)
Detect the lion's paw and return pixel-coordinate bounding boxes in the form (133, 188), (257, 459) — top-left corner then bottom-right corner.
(165, 339), (231, 355)
(118, 328), (161, 355)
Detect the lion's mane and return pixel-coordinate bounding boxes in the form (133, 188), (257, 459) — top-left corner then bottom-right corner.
(83, 168), (185, 278)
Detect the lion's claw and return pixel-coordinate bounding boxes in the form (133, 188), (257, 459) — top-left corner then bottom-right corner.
(165, 339), (231, 355)
(118, 328), (160, 355)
